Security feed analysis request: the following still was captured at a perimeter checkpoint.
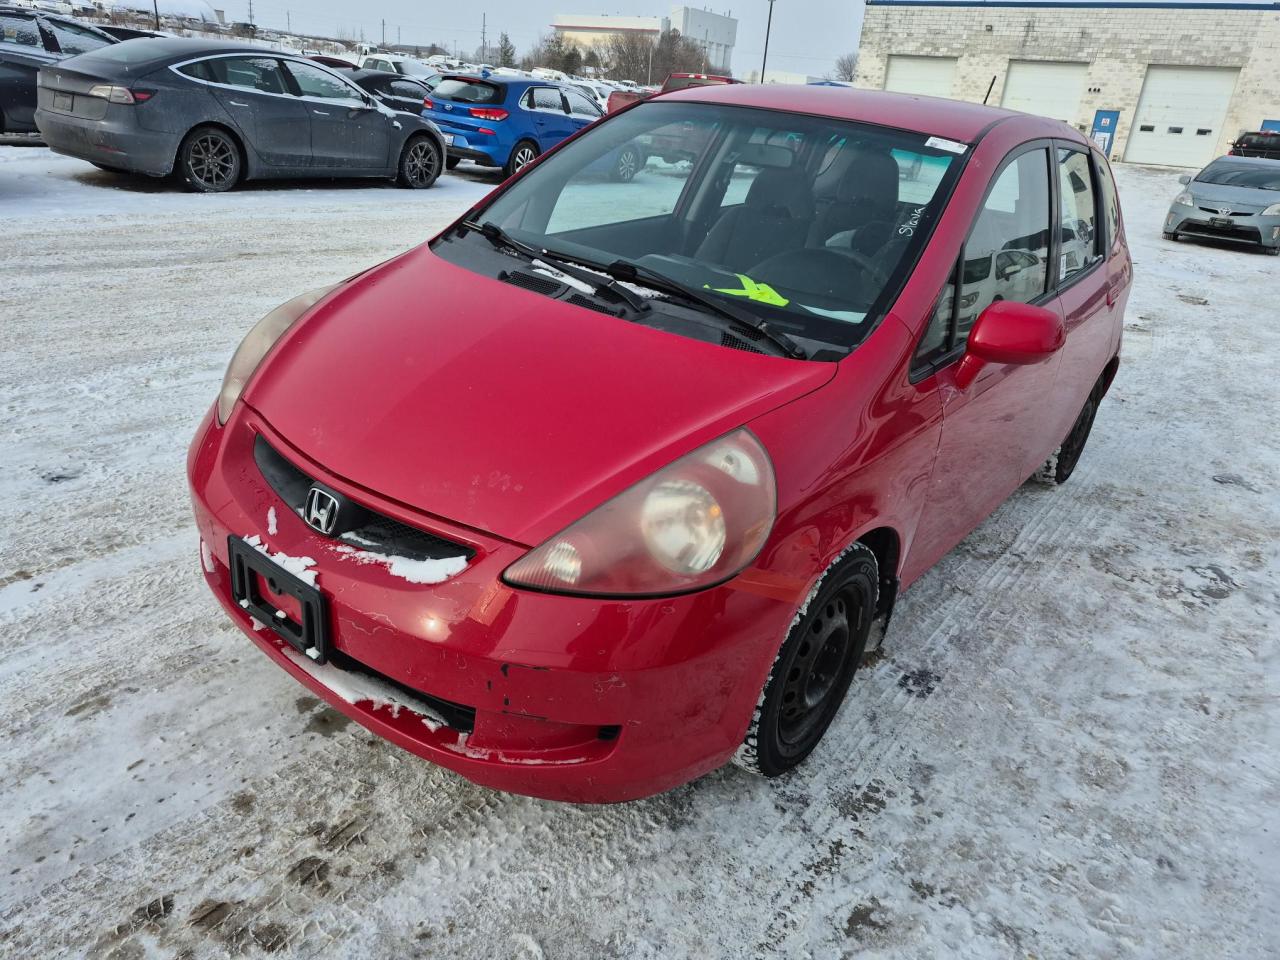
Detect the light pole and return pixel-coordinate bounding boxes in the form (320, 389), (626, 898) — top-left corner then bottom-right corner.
(759, 0), (776, 83)
(152, 0), (160, 31)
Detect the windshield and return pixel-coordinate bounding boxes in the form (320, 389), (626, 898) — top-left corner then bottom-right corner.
(449, 101), (962, 355)
(1196, 161), (1280, 191)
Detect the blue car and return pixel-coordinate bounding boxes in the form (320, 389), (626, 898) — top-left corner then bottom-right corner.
(424, 74), (602, 178)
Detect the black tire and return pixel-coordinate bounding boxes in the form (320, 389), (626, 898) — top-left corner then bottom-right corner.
(446, 156), (461, 170)
(504, 140), (539, 178)
(397, 135), (441, 189)
(609, 144), (643, 182)
(1263, 246), (1279, 257)
(1162, 231), (1178, 242)
(733, 542), (879, 778)
(1034, 382), (1101, 485)
(177, 125), (242, 193)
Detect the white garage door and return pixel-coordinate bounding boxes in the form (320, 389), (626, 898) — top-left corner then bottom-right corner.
(1000, 60), (1088, 123)
(884, 56), (957, 99)
(1123, 66), (1240, 168)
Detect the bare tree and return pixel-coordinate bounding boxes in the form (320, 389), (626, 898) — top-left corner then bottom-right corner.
(834, 52), (858, 82)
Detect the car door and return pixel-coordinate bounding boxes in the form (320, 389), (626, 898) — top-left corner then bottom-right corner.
(0, 10), (45, 129)
(186, 55), (311, 170)
(524, 85), (573, 150)
(562, 87), (601, 133)
(1044, 144), (1116, 449)
(907, 143), (1066, 573)
(282, 59), (392, 172)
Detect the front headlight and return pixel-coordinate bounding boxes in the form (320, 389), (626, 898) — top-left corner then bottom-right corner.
(216, 285), (339, 425)
(1262, 202), (1280, 216)
(1173, 191), (1194, 206)
(503, 429), (776, 596)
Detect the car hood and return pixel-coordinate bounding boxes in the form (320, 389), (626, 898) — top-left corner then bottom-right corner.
(244, 246), (836, 546)
(1188, 182), (1279, 210)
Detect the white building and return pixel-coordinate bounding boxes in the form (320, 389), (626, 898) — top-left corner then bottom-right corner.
(855, 0), (1280, 167)
(552, 6), (738, 71)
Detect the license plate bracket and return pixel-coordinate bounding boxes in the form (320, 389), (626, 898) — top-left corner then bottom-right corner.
(1210, 216), (1234, 229)
(227, 535), (330, 663)
(53, 91), (73, 112)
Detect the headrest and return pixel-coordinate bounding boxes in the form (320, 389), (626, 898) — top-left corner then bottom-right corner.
(745, 169), (814, 220)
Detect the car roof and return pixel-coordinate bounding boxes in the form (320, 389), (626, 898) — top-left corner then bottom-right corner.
(1206, 153), (1280, 168)
(349, 68), (423, 84)
(78, 37), (292, 65)
(661, 83), (1078, 144)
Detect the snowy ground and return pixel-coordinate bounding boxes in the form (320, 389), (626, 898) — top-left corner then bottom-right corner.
(1, 147), (1277, 959)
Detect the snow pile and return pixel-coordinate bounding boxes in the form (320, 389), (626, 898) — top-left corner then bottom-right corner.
(333, 544), (467, 585)
(242, 534), (316, 586)
(266, 507), (278, 536)
(280, 647), (447, 731)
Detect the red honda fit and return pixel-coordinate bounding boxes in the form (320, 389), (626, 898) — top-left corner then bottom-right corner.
(189, 85), (1130, 802)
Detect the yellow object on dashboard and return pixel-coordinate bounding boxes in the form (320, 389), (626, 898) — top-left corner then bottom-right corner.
(706, 274), (790, 307)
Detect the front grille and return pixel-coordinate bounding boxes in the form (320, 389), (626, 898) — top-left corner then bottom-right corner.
(1181, 221), (1263, 244)
(329, 648), (476, 732)
(1198, 206), (1254, 217)
(253, 436), (474, 563)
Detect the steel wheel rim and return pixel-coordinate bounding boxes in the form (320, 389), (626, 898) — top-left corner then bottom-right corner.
(513, 146), (536, 171)
(617, 148), (637, 179)
(405, 140), (438, 185)
(190, 134), (234, 187)
(778, 589), (854, 747)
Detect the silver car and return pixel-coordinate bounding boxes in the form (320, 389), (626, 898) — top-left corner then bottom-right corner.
(1164, 155), (1280, 255)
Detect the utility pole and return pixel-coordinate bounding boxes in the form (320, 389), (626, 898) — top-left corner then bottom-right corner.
(381, 19), (386, 47)
(647, 41), (653, 84)
(398, 27), (401, 47)
(152, 0), (159, 30)
(286, 10), (291, 33)
(247, 0), (254, 28)
(759, 0), (776, 83)
(481, 13), (486, 63)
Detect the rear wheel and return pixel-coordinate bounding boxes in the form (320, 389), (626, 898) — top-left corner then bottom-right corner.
(178, 125), (242, 193)
(1034, 384), (1101, 485)
(610, 144), (643, 182)
(1263, 246), (1279, 257)
(733, 543), (878, 778)
(397, 135), (441, 189)
(504, 140), (539, 178)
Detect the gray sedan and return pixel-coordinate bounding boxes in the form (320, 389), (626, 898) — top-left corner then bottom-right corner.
(34, 37), (447, 192)
(1164, 155), (1280, 255)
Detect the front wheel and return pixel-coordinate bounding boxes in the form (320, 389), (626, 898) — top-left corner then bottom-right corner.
(177, 125), (242, 193)
(504, 140), (539, 179)
(397, 135), (441, 189)
(1162, 230), (1178, 242)
(733, 543), (879, 778)
(1034, 385), (1101, 485)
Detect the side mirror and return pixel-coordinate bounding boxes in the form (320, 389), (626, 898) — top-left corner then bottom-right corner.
(1177, 173), (1191, 185)
(954, 300), (1064, 389)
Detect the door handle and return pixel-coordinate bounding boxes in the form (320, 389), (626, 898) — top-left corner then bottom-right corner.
(228, 100), (248, 107)
(312, 110), (330, 116)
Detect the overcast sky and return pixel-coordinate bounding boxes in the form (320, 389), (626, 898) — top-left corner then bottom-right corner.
(232, 0), (865, 78)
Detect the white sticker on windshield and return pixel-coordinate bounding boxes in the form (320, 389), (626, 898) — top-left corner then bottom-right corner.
(926, 136), (968, 155)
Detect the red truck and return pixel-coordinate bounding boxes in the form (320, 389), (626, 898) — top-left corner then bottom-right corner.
(606, 72), (740, 113)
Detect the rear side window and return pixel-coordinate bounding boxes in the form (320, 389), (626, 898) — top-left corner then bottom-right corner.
(43, 18), (112, 55)
(185, 57), (289, 95)
(532, 87), (565, 112)
(0, 13), (40, 48)
(564, 89), (600, 118)
(1057, 148), (1101, 282)
(434, 78), (500, 103)
(285, 60), (362, 101)
(1094, 153), (1122, 250)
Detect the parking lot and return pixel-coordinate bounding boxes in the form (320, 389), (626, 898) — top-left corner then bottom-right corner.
(1, 146), (1277, 958)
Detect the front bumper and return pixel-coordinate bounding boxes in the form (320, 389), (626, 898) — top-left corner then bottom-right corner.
(34, 107), (176, 176)
(1165, 201), (1280, 250)
(188, 405), (797, 802)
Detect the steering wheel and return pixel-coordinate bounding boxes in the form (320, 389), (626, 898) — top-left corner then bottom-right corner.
(750, 247), (890, 306)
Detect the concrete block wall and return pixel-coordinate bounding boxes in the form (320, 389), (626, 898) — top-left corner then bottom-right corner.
(855, 2), (1280, 162)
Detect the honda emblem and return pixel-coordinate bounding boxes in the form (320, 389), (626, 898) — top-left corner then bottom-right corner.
(304, 487), (340, 536)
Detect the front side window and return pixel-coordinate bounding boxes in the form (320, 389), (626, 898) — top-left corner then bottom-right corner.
(440, 101), (963, 356)
(285, 60), (362, 101)
(43, 18), (112, 55)
(957, 149), (1051, 345)
(1057, 148), (1100, 282)
(0, 13), (40, 48)
(565, 89), (601, 118)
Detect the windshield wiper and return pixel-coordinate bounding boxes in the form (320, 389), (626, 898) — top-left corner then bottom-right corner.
(603, 259), (807, 360)
(460, 220), (648, 313)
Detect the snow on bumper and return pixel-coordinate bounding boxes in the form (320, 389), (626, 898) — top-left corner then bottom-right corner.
(188, 405), (797, 802)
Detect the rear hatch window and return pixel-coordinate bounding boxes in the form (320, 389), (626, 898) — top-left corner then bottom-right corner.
(433, 78), (501, 103)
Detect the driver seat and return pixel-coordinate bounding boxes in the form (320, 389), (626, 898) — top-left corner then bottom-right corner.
(696, 169), (815, 274)
(809, 147), (900, 257)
